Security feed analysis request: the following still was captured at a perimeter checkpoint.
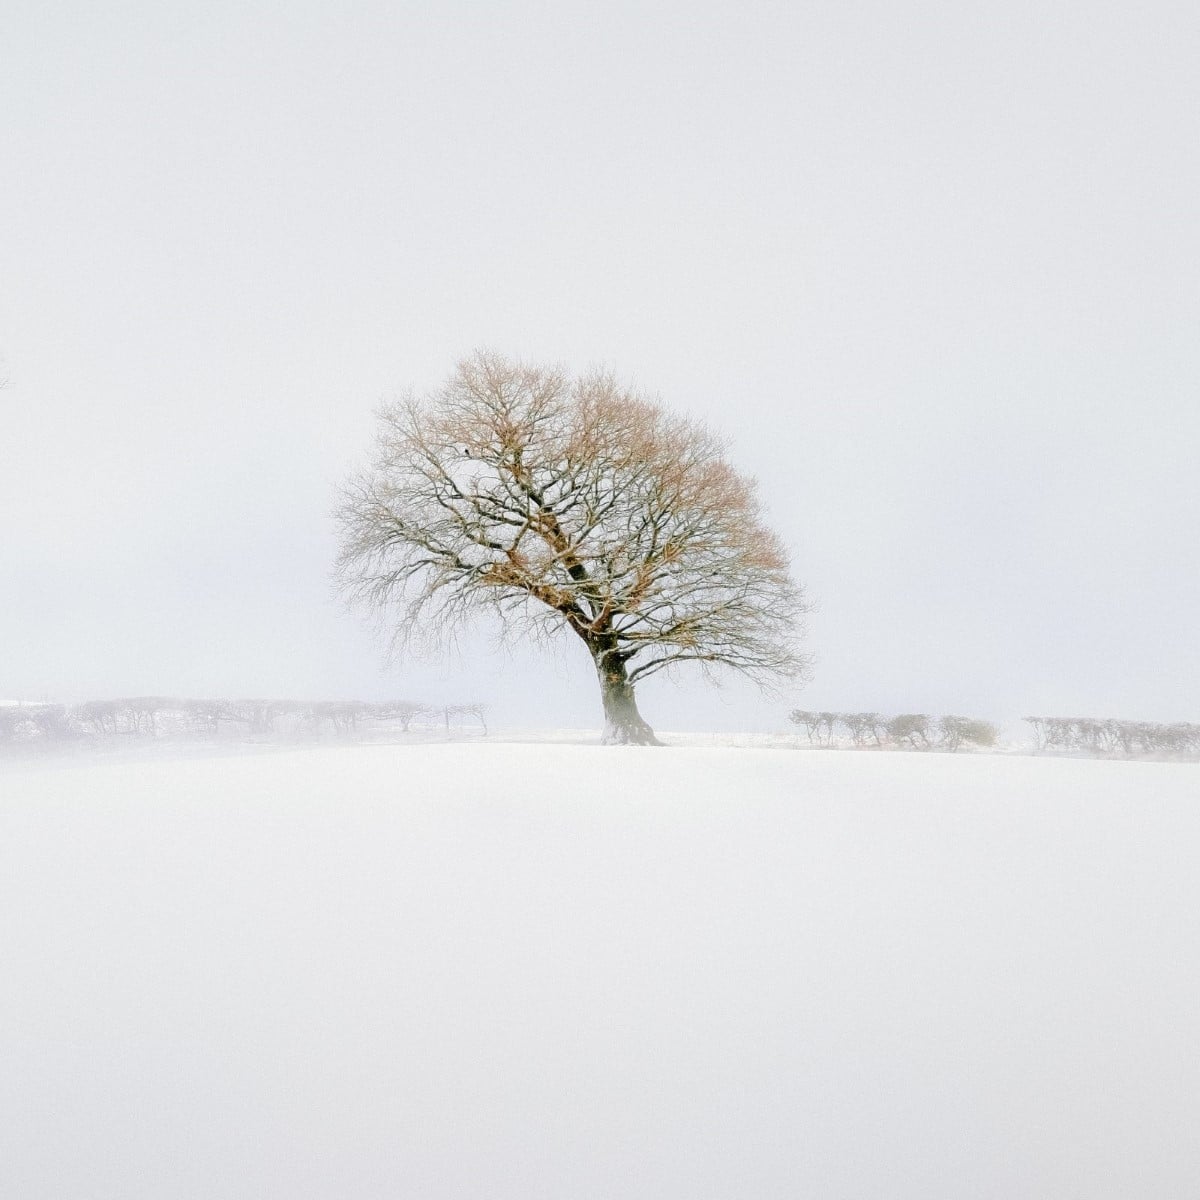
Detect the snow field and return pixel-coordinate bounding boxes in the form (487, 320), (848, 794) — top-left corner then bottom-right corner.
(2, 743), (1198, 1199)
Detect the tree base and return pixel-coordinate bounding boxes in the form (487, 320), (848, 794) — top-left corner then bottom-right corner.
(597, 660), (660, 746)
(601, 718), (662, 746)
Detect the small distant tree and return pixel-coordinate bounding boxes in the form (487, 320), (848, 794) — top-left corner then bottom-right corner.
(842, 712), (884, 747)
(788, 710), (823, 743)
(308, 700), (372, 736)
(74, 699), (120, 737)
(371, 700), (428, 733)
(441, 703), (489, 735)
(336, 352), (809, 744)
(937, 715), (998, 752)
(887, 713), (931, 749)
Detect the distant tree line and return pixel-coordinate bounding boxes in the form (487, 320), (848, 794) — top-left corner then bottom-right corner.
(0, 698), (488, 748)
(1024, 717), (1200, 759)
(789, 711), (999, 752)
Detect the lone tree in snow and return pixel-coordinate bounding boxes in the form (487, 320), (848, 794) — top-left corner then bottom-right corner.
(335, 352), (808, 744)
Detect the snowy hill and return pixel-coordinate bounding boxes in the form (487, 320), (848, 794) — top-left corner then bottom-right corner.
(2, 741), (1197, 1198)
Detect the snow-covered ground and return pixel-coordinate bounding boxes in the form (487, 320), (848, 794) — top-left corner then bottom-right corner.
(2, 740), (1198, 1199)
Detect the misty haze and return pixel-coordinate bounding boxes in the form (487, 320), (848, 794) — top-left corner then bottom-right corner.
(3, 2), (1199, 1197)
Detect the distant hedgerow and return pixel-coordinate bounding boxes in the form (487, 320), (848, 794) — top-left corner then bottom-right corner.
(789, 710), (998, 752)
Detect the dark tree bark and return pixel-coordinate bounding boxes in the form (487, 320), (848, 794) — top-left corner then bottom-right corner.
(596, 655), (660, 746)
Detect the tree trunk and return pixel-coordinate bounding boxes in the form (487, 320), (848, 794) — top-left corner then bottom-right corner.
(596, 657), (660, 746)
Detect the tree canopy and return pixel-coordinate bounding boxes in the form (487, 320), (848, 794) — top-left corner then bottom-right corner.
(336, 352), (808, 743)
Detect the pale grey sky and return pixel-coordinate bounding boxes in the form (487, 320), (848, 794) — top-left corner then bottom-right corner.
(2, 0), (1197, 731)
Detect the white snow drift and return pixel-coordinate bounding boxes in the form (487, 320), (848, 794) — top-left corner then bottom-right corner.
(2, 742), (1198, 1199)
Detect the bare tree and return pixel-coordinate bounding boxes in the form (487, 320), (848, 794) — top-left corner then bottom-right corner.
(788, 710), (825, 743)
(369, 700), (430, 733)
(842, 712), (884, 747)
(443, 703), (489, 735)
(887, 713), (931, 749)
(74, 699), (121, 737)
(336, 352), (808, 744)
(937, 715), (998, 752)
